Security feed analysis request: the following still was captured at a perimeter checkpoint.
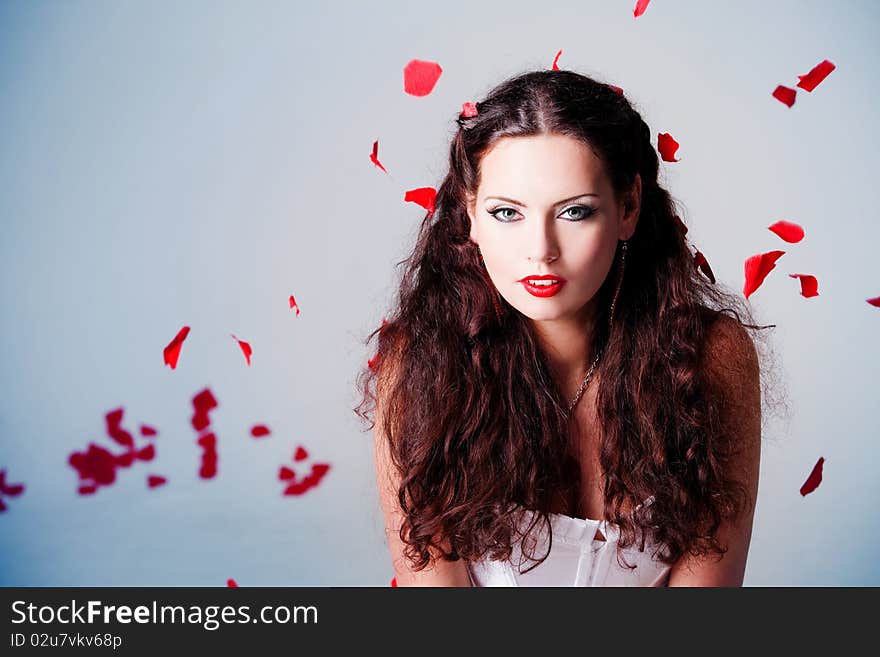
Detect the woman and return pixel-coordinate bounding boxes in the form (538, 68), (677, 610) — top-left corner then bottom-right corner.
(355, 69), (772, 586)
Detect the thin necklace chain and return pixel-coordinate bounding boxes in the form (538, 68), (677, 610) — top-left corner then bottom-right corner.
(567, 347), (603, 415)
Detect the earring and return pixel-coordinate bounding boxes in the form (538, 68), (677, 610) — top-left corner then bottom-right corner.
(608, 240), (627, 331)
(477, 249), (504, 324)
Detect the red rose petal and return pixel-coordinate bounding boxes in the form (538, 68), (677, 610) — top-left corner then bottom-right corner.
(136, 444), (156, 461)
(191, 388), (218, 432)
(147, 475), (167, 488)
(105, 407), (134, 448)
(199, 463), (217, 479)
(283, 480), (310, 496)
(768, 220), (805, 243)
(197, 432), (217, 450)
(69, 443), (118, 486)
(551, 49), (562, 71)
(694, 249), (716, 284)
(743, 250), (785, 299)
(140, 424), (158, 437)
(772, 85), (796, 107)
(230, 334), (252, 366)
(607, 84), (624, 96)
(227, 578), (238, 587)
(797, 59), (835, 92)
(78, 483), (98, 495)
(634, 0), (652, 18)
(788, 274), (819, 298)
(800, 457), (824, 496)
(115, 451), (135, 468)
(288, 294), (301, 316)
(0, 498), (6, 512)
(278, 465), (296, 481)
(369, 140), (389, 175)
(460, 102), (478, 118)
(294, 446), (309, 462)
(250, 424), (270, 438)
(163, 326), (190, 370)
(657, 132), (680, 162)
(403, 59), (443, 97)
(404, 187), (436, 216)
(674, 214), (688, 235)
(367, 354), (379, 371)
(390, 577), (397, 587)
(0, 471), (24, 497)
(867, 296), (880, 308)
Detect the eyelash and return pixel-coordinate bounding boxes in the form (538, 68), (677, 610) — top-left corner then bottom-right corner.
(487, 205), (597, 223)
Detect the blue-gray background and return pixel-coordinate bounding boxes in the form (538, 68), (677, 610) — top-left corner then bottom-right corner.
(1, 0), (877, 586)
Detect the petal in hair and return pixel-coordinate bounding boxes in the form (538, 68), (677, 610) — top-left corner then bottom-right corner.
(403, 59), (443, 96)
(694, 249), (716, 284)
(743, 250), (785, 299)
(772, 85), (796, 107)
(163, 326), (190, 370)
(800, 457), (824, 496)
(768, 220), (805, 243)
(551, 50), (562, 70)
(657, 132), (680, 162)
(788, 274), (819, 298)
(370, 140), (389, 175)
(231, 334), (253, 366)
(461, 102), (478, 118)
(797, 60), (835, 92)
(404, 187), (436, 216)
(607, 84), (624, 96)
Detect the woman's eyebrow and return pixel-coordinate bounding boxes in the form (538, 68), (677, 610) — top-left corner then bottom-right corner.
(484, 193), (599, 207)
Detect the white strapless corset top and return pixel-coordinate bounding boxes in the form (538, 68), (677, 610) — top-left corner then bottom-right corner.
(466, 495), (672, 587)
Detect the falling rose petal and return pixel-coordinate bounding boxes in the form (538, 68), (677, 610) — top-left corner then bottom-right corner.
(460, 102), (478, 118)
(163, 326), (190, 370)
(797, 59), (835, 92)
(227, 579), (238, 588)
(788, 274), (819, 298)
(0, 498), (6, 512)
(147, 475), (167, 488)
(105, 407), (134, 448)
(675, 214), (688, 235)
(800, 457), (824, 496)
(136, 444), (156, 461)
(199, 463), (217, 479)
(69, 443), (118, 486)
(278, 465), (296, 481)
(607, 84), (624, 96)
(694, 249), (716, 284)
(390, 577), (397, 587)
(404, 187), (436, 216)
(403, 59), (443, 97)
(743, 250), (785, 299)
(294, 446), (309, 462)
(288, 294), (301, 316)
(191, 388), (218, 432)
(250, 424), (271, 438)
(768, 220), (805, 243)
(551, 50), (562, 70)
(369, 140), (389, 175)
(231, 334), (253, 366)
(140, 424), (158, 437)
(283, 480), (310, 496)
(634, 0), (652, 17)
(657, 132), (680, 162)
(78, 483), (98, 495)
(367, 354), (379, 371)
(0, 470), (25, 497)
(115, 451), (135, 468)
(772, 85), (796, 107)
(867, 296), (880, 308)
(197, 432), (217, 450)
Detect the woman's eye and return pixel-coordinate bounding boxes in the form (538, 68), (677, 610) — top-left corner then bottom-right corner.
(488, 205), (596, 223)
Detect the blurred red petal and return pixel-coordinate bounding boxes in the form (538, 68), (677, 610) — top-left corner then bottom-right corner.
(460, 102), (478, 117)
(283, 480), (309, 496)
(390, 577), (397, 587)
(0, 469), (25, 497)
(191, 388), (218, 432)
(657, 132), (680, 162)
(278, 465), (296, 481)
(743, 250), (785, 299)
(78, 483), (98, 495)
(199, 463), (217, 479)
(197, 432), (217, 450)
(797, 59), (835, 92)
(230, 334), (253, 366)
(0, 498), (6, 512)
(140, 424), (158, 437)
(163, 326), (190, 370)
(147, 475), (167, 488)
(772, 85), (796, 107)
(227, 578), (238, 587)
(403, 59), (443, 96)
(367, 354), (378, 371)
(294, 446), (309, 462)
(105, 407), (134, 448)
(867, 296), (880, 307)
(136, 444), (156, 461)
(768, 220), (805, 243)
(288, 294), (301, 316)
(634, 0), (652, 17)
(800, 457), (824, 496)
(115, 451), (135, 468)
(369, 140), (389, 175)
(404, 187), (436, 216)
(788, 274), (819, 298)
(607, 84), (624, 96)
(250, 424), (270, 438)
(551, 49), (562, 70)
(694, 249), (716, 284)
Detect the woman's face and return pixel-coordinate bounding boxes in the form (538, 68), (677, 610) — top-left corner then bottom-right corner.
(467, 133), (640, 324)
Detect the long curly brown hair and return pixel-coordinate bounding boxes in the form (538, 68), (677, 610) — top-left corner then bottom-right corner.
(354, 69), (786, 574)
